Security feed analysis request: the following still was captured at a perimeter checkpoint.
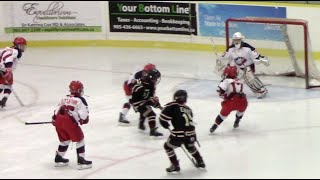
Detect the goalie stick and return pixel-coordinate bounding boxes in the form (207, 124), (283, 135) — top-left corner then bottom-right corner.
(210, 36), (230, 75)
(209, 36), (220, 60)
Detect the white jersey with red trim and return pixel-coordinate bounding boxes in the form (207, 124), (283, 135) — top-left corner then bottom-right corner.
(222, 42), (260, 69)
(0, 47), (20, 71)
(218, 78), (244, 99)
(54, 95), (89, 123)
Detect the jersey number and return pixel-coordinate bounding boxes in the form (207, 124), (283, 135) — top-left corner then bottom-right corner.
(143, 91), (150, 99)
(183, 112), (193, 126)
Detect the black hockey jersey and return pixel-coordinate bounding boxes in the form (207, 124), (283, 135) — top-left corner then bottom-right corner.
(129, 83), (156, 108)
(160, 102), (195, 137)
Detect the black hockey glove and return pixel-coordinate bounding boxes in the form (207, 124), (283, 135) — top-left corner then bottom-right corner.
(149, 96), (161, 108)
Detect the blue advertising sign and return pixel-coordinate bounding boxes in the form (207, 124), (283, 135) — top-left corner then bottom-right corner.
(199, 4), (286, 41)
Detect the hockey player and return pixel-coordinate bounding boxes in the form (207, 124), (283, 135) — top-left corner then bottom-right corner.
(210, 66), (248, 133)
(118, 63), (157, 127)
(218, 32), (269, 99)
(51, 80), (92, 170)
(129, 68), (163, 137)
(160, 90), (205, 173)
(0, 37), (27, 108)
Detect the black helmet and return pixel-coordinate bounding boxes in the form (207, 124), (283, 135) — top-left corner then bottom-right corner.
(141, 69), (161, 85)
(173, 90), (188, 103)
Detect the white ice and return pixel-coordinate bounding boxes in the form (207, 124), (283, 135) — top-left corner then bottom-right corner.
(1, 47), (320, 179)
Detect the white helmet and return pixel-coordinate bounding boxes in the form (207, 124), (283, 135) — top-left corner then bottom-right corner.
(232, 32), (244, 49)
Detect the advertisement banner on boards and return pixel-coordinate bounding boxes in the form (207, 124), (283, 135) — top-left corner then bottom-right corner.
(109, 1), (197, 35)
(199, 3), (286, 41)
(4, 1), (102, 33)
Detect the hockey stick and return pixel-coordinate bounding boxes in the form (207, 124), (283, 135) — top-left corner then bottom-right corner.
(25, 121), (52, 125)
(209, 36), (220, 59)
(0, 71), (25, 107)
(168, 129), (197, 166)
(11, 89), (24, 107)
(181, 144), (197, 167)
(210, 36), (228, 75)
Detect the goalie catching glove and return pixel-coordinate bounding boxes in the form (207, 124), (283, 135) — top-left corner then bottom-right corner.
(254, 55), (269, 66)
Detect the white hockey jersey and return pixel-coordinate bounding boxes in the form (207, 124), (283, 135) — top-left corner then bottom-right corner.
(218, 78), (244, 99)
(222, 42), (260, 69)
(0, 47), (21, 71)
(54, 95), (89, 123)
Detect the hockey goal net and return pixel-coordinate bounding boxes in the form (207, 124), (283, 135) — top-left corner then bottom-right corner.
(225, 17), (320, 89)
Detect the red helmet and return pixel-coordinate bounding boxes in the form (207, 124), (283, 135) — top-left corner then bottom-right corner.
(69, 81), (84, 96)
(223, 66), (238, 79)
(13, 37), (27, 52)
(143, 63), (156, 72)
(13, 37), (27, 45)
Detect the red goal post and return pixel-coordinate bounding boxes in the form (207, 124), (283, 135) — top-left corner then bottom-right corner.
(225, 17), (320, 89)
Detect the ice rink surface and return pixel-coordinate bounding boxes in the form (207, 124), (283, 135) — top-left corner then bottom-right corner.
(1, 47), (320, 179)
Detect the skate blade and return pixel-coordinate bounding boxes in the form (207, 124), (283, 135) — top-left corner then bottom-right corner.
(55, 162), (69, 167)
(256, 93), (267, 99)
(77, 164), (92, 170)
(196, 167), (207, 171)
(118, 122), (130, 126)
(167, 171), (181, 175)
(149, 135), (164, 140)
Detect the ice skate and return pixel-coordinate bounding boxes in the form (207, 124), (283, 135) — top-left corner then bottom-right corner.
(118, 112), (130, 126)
(0, 97), (8, 108)
(150, 127), (163, 138)
(138, 118), (146, 131)
(233, 120), (240, 128)
(54, 152), (69, 167)
(209, 124), (218, 133)
(166, 163), (180, 173)
(195, 158), (206, 169)
(77, 156), (92, 170)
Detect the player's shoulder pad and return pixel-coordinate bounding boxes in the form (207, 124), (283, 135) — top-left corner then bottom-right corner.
(227, 44), (235, 51)
(242, 42), (256, 51)
(134, 70), (144, 79)
(78, 96), (88, 106)
(11, 48), (19, 55)
(180, 104), (191, 110)
(164, 101), (179, 108)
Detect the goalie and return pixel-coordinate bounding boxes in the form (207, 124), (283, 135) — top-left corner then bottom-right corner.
(216, 32), (269, 99)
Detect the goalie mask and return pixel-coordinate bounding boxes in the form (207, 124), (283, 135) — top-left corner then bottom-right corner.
(232, 32), (244, 49)
(69, 80), (84, 96)
(223, 66), (238, 79)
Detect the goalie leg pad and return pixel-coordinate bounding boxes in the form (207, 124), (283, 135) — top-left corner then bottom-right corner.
(244, 68), (267, 94)
(244, 75), (265, 92)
